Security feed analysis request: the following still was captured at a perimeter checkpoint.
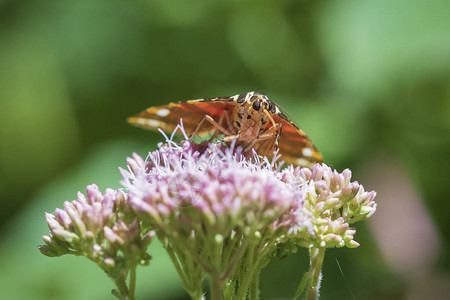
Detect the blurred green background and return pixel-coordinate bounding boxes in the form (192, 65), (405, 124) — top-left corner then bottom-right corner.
(1, 0), (449, 299)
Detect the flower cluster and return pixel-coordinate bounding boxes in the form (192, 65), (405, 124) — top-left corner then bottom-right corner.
(282, 165), (377, 249)
(39, 126), (377, 300)
(280, 165), (377, 300)
(120, 140), (308, 299)
(39, 185), (152, 299)
(122, 141), (306, 236)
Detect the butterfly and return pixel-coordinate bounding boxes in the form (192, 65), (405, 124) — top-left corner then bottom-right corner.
(128, 91), (322, 167)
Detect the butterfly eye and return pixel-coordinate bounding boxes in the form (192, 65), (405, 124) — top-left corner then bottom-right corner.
(252, 100), (261, 111)
(237, 94), (246, 103)
(269, 101), (276, 113)
(267, 101), (273, 111)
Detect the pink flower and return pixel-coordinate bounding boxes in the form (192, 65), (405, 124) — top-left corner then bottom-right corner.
(283, 163), (377, 248)
(121, 139), (307, 243)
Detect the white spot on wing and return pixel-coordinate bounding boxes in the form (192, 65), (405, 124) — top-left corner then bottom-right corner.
(136, 118), (164, 128)
(302, 147), (313, 157)
(135, 118), (147, 125)
(148, 119), (163, 127)
(156, 108), (170, 117)
(296, 158), (311, 167)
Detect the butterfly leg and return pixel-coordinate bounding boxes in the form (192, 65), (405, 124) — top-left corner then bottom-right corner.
(209, 109), (234, 141)
(222, 133), (241, 142)
(190, 112), (234, 141)
(245, 123), (282, 157)
(271, 123), (282, 152)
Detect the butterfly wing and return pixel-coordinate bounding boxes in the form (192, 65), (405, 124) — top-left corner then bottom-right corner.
(272, 111), (323, 167)
(127, 97), (236, 135)
(128, 93), (323, 168)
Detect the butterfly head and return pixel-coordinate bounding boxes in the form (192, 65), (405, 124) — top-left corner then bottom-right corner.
(231, 92), (277, 130)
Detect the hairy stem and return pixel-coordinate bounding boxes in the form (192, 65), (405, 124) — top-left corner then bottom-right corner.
(306, 247), (326, 300)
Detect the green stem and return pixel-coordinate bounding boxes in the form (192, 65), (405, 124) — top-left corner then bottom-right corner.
(185, 251), (204, 300)
(114, 277), (129, 299)
(166, 245), (190, 287)
(220, 238), (249, 281)
(184, 240), (212, 273)
(249, 269), (260, 300)
(209, 238), (224, 300)
(209, 271), (222, 300)
(306, 247), (326, 300)
(166, 243), (203, 299)
(128, 265), (137, 300)
(235, 244), (256, 300)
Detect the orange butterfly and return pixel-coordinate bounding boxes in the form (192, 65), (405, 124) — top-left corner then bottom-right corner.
(128, 91), (322, 167)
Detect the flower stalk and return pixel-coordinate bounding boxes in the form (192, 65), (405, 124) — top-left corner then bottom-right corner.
(306, 247), (325, 300)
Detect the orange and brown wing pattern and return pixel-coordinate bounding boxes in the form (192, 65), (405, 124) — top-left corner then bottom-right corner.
(127, 97), (235, 135)
(272, 112), (323, 167)
(128, 92), (323, 168)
